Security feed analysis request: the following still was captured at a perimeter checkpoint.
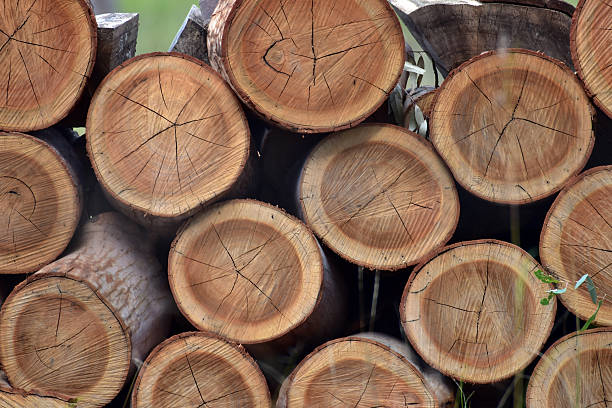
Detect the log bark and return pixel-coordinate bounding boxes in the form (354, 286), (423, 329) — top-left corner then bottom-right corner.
(0, 131), (82, 274)
(390, 0), (574, 76)
(131, 332), (271, 407)
(297, 123), (459, 271)
(207, 0), (405, 133)
(430, 49), (595, 205)
(526, 328), (612, 408)
(540, 165), (612, 326)
(86, 52), (251, 232)
(0, 212), (175, 407)
(571, 0), (612, 118)
(400, 240), (556, 384)
(169, 5), (209, 64)
(0, 0), (97, 132)
(169, 199), (346, 347)
(277, 333), (454, 407)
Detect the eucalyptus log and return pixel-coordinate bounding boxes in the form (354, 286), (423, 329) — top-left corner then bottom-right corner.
(390, 0), (574, 76)
(277, 333), (454, 407)
(169, 199), (346, 346)
(0, 131), (82, 274)
(0, 0), (97, 131)
(540, 165), (612, 326)
(132, 332), (271, 407)
(401, 240), (556, 384)
(207, 0), (405, 133)
(0, 212), (175, 407)
(430, 49), (594, 205)
(0, 371), (71, 408)
(526, 328), (612, 408)
(87, 52), (251, 232)
(170, 5), (209, 64)
(571, 0), (612, 118)
(297, 123), (459, 271)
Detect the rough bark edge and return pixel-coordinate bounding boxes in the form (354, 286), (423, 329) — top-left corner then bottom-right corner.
(0, 132), (83, 275)
(430, 48), (596, 205)
(296, 122), (460, 271)
(539, 165), (612, 324)
(570, 0), (612, 118)
(481, 0), (574, 16)
(208, 0), (406, 134)
(170, 198), (328, 344)
(85, 51), (251, 227)
(131, 331), (271, 407)
(399, 239), (557, 384)
(0, 372), (71, 406)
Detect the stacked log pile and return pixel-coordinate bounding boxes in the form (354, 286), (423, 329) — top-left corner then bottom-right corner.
(0, 0), (610, 406)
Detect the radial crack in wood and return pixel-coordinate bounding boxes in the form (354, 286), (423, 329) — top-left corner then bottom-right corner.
(207, 0), (405, 133)
(0, 0), (97, 131)
(132, 332), (271, 407)
(401, 240), (556, 384)
(0, 132), (81, 274)
(571, 0), (612, 118)
(540, 165), (612, 326)
(86, 52), (251, 230)
(526, 328), (612, 408)
(297, 123), (459, 271)
(430, 49), (594, 204)
(169, 199), (346, 345)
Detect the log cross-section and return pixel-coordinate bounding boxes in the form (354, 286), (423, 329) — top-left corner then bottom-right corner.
(430, 49), (594, 204)
(207, 0), (405, 133)
(0, 0), (97, 131)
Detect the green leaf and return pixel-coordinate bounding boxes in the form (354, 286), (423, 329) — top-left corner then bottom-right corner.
(575, 274), (589, 289)
(534, 269), (559, 284)
(579, 300), (603, 332)
(585, 276), (598, 304)
(540, 293), (554, 305)
(548, 288), (567, 294)
(404, 61), (426, 76)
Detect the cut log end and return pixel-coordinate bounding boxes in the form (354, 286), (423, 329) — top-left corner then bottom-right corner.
(0, 0), (97, 131)
(571, 0), (612, 118)
(86, 52), (250, 223)
(132, 332), (271, 407)
(298, 123), (459, 271)
(169, 199), (325, 344)
(0, 132), (81, 275)
(401, 240), (556, 384)
(540, 165), (612, 326)
(278, 335), (449, 408)
(430, 49), (594, 204)
(526, 328), (612, 408)
(208, 0), (405, 133)
(0, 274), (130, 407)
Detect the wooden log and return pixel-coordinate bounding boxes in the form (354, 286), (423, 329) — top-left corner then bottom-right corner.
(132, 332), (271, 407)
(1, 371), (72, 408)
(401, 240), (556, 384)
(169, 199), (346, 346)
(207, 0), (405, 133)
(170, 5), (209, 64)
(571, 0), (612, 118)
(86, 52), (251, 232)
(390, 0), (574, 76)
(0, 212), (175, 407)
(277, 333), (454, 407)
(540, 165), (612, 326)
(0, 131), (82, 275)
(430, 49), (594, 205)
(526, 328), (612, 407)
(297, 123), (459, 271)
(0, 0), (97, 131)
(403, 86), (437, 131)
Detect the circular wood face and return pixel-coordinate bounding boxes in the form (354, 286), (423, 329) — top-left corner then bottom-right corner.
(430, 49), (594, 204)
(0, 132), (80, 274)
(401, 240), (556, 384)
(283, 336), (437, 407)
(527, 328), (612, 408)
(299, 124), (459, 271)
(132, 332), (271, 407)
(215, 0), (404, 132)
(169, 199), (324, 344)
(540, 166), (612, 326)
(87, 53), (250, 219)
(571, 0), (612, 118)
(0, 0), (96, 131)
(0, 275), (130, 407)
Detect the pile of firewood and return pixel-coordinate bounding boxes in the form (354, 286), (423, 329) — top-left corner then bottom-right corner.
(0, 0), (610, 406)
